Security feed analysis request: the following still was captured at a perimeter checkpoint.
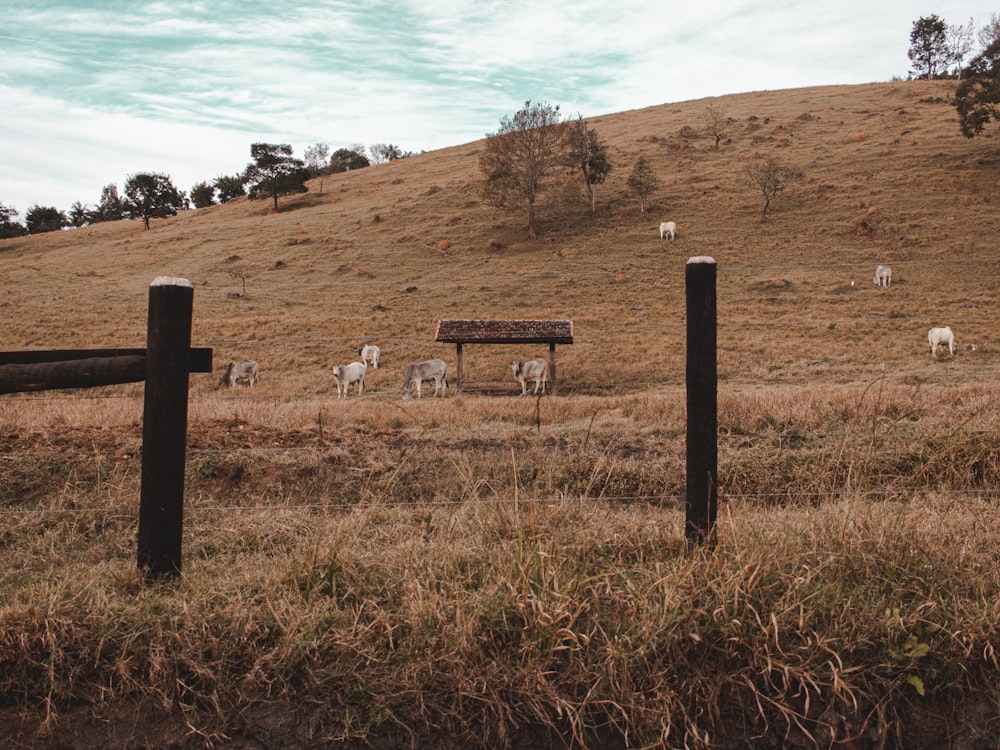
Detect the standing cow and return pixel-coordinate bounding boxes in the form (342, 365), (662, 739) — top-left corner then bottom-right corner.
(511, 358), (548, 396)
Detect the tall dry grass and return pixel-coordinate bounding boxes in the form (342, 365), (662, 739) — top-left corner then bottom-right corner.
(3, 79), (1000, 746)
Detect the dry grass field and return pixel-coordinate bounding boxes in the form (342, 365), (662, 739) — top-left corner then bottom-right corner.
(2, 80), (1000, 748)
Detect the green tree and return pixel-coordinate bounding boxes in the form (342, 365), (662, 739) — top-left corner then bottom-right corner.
(190, 181), (217, 208)
(567, 115), (611, 213)
(25, 205), (68, 234)
(625, 156), (660, 214)
(243, 143), (309, 211)
(69, 201), (90, 228)
(123, 172), (185, 230)
(746, 155), (803, 219)
(214, 174), (246, 203)
(93, 183), (124, 223)
(479, 100), (569, 239)
(0, 202), (26, 239)
(329, 146), (370, 172)
(909, 14), (949, 79)
(955, 39), (1000, 136)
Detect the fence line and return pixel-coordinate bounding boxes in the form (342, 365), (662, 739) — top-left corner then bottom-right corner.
(6, 254), (1000, 301)
(5, 487), (1000, 518)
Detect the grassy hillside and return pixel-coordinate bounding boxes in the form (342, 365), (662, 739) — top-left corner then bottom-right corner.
(2, 80), (1000, 749)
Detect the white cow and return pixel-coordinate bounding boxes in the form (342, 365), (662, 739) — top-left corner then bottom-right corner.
(928, 326), (956, 358)
(873, 265), (892, 288)
(659, 221), (677, 240)
(219, 360), (259, 387)
(511, 358), (548, 396)
(401, 359), (448, 399)
(333, 361), (367, 398)
(356, 344), (381, 370)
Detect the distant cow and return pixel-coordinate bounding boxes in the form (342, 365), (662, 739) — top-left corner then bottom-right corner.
(356, 344), (381, 370)
(219, 360), (259, 388)
(511, 358), (548, 396)
(928, 326), (956, 358)
(873, 265), (892, 288)
(333, 361), (367, 398)
(659, 221), (677, 240)
(401, 359), (448, 399)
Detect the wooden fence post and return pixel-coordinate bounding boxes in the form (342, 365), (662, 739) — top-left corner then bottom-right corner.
(685, 257), (718, 546)
(137, 277), (194, 580)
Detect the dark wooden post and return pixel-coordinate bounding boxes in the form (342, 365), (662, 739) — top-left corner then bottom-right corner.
(455, 342), (464, 392)
(685, 257), (718, 546)
(548, 342), (557, 395)
(137, 277), (194, 580)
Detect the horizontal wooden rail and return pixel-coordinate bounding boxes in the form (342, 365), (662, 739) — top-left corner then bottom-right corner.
(0, 348), (213, 395)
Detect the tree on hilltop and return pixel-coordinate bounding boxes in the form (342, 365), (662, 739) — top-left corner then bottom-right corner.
(909, 15), (949, 79)
(123, 172), (185, 230)
(955, 39), (1000, 137)
(25, 205), (68, 234)
(92, 184), (124, 223)
(329, 146), (370, 172)
(479, 100), (569, 239)
(190, 181), (216, 208)
(0, 202), (26, 239)
(69, 201), (90, 228)
(243, 143), (309, 211)
(214, 174), (246, 203)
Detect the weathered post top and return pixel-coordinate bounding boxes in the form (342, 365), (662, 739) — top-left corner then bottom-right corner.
(686, 256), (717, 266)
(150, 276), (193, 288)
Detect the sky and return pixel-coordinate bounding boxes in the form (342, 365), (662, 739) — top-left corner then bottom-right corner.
(0, 1), (995, 217)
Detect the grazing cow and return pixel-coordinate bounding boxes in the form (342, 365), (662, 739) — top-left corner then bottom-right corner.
(219, 360), (259, 388)
(659, 221), (677, 240)
(356, 344), (381, 370)
(511, 358), (548, 396)
(928, 326), (956, 358)
(873, 265), (892, 288)
(333, 361), (367, 398)
(401, 359), (448, 399)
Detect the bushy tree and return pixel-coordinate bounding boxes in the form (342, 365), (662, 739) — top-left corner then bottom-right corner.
(243, 143), (309, 211)
(329, 146), (370, 173)
(625, 156), (660, 214)
(214, 174), (246, 203)
(567, 115), (611, 213)
(909, 14), (949, 79)
(25, 205), (68, 234)
(0, 202), (26, 239)
(955, 39), (1000, 137)
(746, 155), (803, 219)
(93, 183), (124, 223)
(123, 172), (185, 229)
(190, 181), (216, 208)
(479, 100), (569, 239)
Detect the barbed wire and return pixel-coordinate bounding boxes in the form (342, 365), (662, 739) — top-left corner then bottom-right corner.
(6, 255), (1000, 301)
(3, 487), (999, 517)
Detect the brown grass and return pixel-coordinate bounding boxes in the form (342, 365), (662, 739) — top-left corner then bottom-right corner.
(2, 80), (1000, 748)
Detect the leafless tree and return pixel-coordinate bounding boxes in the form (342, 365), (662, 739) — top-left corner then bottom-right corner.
(701, 103), (728, 148)
(948, 17), (976, 78)
(746, 155), (803, 219)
